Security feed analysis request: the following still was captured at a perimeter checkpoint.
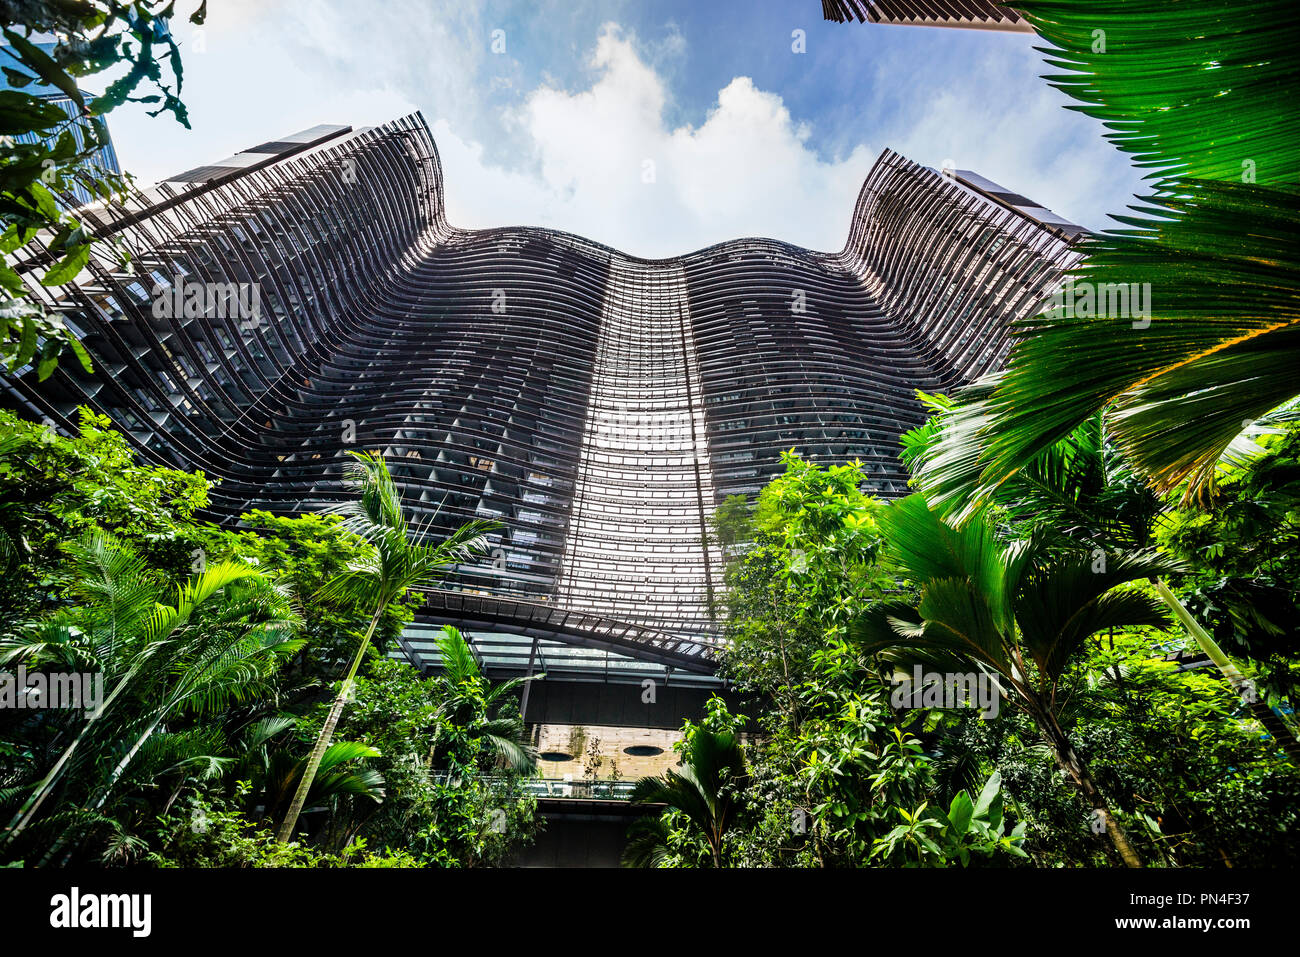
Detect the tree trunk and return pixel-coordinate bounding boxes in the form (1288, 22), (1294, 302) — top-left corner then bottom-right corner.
(1039, 711), (1143, 867)
(275, 606), (383, 843)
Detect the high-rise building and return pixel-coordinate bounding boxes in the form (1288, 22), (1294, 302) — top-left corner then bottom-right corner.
(821, 0), (1031, 31)
(1, 41), (123, 208)
(1, 113), (1078, 691)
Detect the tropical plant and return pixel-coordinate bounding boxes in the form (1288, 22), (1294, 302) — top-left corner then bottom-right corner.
(0, 532), (300, 858)
(430, 625), (537, 774)
(147, 786), (419, 869)
(913, 0), (1300, 506)
(289, 649), (538, 867)
(1, 1), (205, 377)
(275, 451), (496, 842)
(906, 393), (1300, 762)
(854, 493), (1181, 866)
(0, 406), (210, 625)
(871, 771), (1027, 867)
(626, 725), (748, 868)
(227, 716), (385, 835)
(214, 509), (423, 687)
(709, 457), (945, 868)
(622, 814), (674, 868)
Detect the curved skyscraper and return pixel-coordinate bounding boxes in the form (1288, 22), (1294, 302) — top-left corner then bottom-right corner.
(2, 113), (1078, 681)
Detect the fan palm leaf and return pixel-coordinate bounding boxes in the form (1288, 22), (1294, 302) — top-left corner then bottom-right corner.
(853, 494), (1176, 866)
(430, 626), (539, 772)
(621, 814), (672, 868)
(911, 388), (1300, 757)
(628, 728), (746, 867)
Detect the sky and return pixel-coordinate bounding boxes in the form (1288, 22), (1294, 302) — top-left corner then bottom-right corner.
(102, 0), (1149, 259)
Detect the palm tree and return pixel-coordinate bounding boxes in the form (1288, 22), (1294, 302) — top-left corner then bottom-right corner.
(0, 533), (300, 854)
(231, 716), (386, 827)
(430, 625), (538, 774)
(912, 0), (1300, 504)
(625, 727), (747, 868)
(853, 493), (1182, 867)
(275, 451), (496, 843)
(907, 396), (1300, 761)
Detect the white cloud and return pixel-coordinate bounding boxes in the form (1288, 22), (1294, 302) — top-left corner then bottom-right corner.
(106, 11), (1143, 257)
(876, 46), (1144, 231)
(436, 24), (874, 258)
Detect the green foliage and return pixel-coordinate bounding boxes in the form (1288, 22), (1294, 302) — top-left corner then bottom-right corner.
(717, 454), (891, 719)
(148, 788), (419, 869)
(215, 510), (421, 682)
(1017, 0), (1298, 186)
(0, 412), (537, 868)
(333, 651), (539, 868)
(1157, 423), (1300, 700)
(1, 1), (205, 378)
(275, 451), (497, 842)
(0, 406), (209, 624)
(944, 629), (1300, 867)
(696, 455), (1031, 868)
(871, 771), (1027, 867)
(627, 713), (748, 868)
(914, 0), (1300, 506)
(710, 493), (754, 562)
(856, 494), (1175, 693)
(698, 432), (1300, 868)
(0, 531), (301, 863)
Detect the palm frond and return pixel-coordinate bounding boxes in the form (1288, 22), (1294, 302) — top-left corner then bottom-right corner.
(919, 184), (1300, 507)
(876, 494), (1018, 636)
(912, 0), (1300, 506)
(621, 815), (672, 868)
(435, 625), (480, 684)
(1014, 549), (1179, 683)
(1018, 0), (1300, 186)
(478, 727), (537, 774)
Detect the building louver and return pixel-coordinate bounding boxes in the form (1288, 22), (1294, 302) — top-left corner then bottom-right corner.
(1, 113), (1079, 685)
(821, 0), (1032, 31)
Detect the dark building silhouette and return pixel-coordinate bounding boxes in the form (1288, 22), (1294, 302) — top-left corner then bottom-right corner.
(822, 0), (1031, 31)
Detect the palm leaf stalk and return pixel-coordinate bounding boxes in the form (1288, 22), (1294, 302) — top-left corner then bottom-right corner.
(88, 593), (300, 810)
(1, 536), (296, 852)
(854, 494), (1185, 867)
(230, 717), (385, 828)
(1151, 578), (1300, 763)
(275, 451), (496, 843)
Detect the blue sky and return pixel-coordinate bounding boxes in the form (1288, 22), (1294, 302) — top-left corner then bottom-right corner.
(104, 0), (1148, 258)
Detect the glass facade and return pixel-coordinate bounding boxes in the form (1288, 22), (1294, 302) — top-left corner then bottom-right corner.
(0, 112), (1078, 680)
(1, 42), (123, 208)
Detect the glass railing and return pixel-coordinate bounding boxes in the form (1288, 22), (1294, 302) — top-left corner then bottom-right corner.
(429, 774), (639, 801)
(523, 778), (637, 801)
